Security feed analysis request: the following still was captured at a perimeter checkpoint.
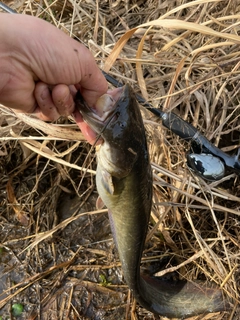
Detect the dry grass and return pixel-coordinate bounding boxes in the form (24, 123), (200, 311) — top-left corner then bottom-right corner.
(0, 0), (239, 319)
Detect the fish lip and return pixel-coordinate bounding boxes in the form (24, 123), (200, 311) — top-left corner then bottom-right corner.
(82, 103), (116, 124)
(77, 86), (126, 132)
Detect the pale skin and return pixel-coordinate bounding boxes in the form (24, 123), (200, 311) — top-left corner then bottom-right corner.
(0, 13), (108, 144)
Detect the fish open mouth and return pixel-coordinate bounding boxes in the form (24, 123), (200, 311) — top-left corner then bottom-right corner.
(75, 86), (124, 136)
(95, 87), (123, 122)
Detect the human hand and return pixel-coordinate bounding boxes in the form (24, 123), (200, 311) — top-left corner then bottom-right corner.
(0, 13), (108, 144)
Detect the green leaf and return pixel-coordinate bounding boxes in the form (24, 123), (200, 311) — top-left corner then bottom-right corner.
(12, 303), (24, 317)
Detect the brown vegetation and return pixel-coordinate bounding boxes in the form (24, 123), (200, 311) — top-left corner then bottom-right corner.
(0, 0), (239, 319)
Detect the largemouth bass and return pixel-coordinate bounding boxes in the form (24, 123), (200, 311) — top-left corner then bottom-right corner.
(76, 84), (228, 318)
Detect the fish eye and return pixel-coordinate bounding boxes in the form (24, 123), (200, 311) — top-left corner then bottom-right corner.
(119, 121), (127, 128)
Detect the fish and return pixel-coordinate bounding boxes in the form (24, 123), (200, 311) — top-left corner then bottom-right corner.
(75, 84), (228, 318)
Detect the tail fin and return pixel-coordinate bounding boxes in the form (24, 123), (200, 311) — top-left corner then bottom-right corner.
(138, 274), (229, 318)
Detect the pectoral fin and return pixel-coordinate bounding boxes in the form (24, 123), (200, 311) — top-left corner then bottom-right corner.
(96, 196), (105, 210)
(101, 170), (114, 195)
